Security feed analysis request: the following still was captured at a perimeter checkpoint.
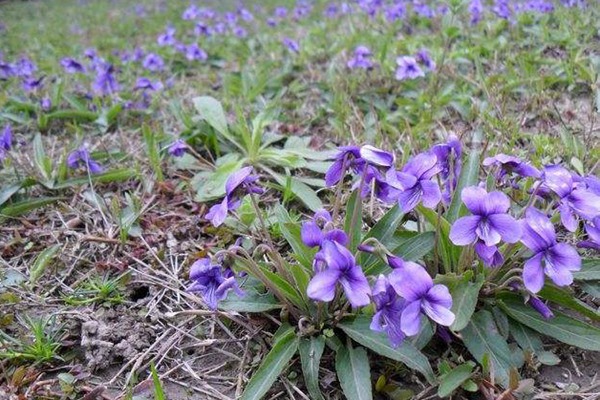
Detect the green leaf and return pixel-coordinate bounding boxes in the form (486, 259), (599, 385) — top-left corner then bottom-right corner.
(299, 336), (325, 400)
(193, 154), (244, 202)
(193, 96), (243, 151)
(447, 130), (483, 223)
(33, 133), (53, 182)
(345, 190), (363, 252)
(0, 197), (63, 219)
(241, 326), (299, 400)
(538, 285), (600, 321)
(581, 282), (600, 297)
(150, 363), (166, 400)
(258, 266), (306, 310)
(338, 316), (435, 383)
(437, 363), (475, 398)
(461, 310), (520, 388)
(266, 170), (322, 212)
(46, 109), (98, 122)
(335, 343), (372, 400)
(54, 169), (137, 189)
(364, 232), (436, 275)
(219, 289), (280, 313)
(499, 296), (600, 351)
(273, 204), (315, 270)
(360, 205), (404, 267)
(450, 275), (484, 331)
(573, 259), (600, 281)
(30, 245), (60, 284)
(509, 320), (543, 353)
(0, 183), (27, 207)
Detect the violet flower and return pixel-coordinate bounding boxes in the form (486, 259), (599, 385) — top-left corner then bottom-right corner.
(325, 146), (364, 187)
(527, 295), (554, 319)
(157, 26), (176, 46)
(142, 53), (164, 72)
(282, 38), (300, 54)
(22, 76), (44, 92)
(578, 216), (600, 251)
(431, 135), (462, 204)
(134, 77), (163, 91)
(168, 139), (187, 157)
(450, 186), (521, 247)
(301, 210), (348, 249)
(67, 146), (103, 174)
(359, 145), (395, 167)
(370, 275), (407, 347)
(395, 56), (425, 81)
(194, 22), (212, 37)
(60, 58), (86, 74)
(306, 240), (371, 307)
(389, 261), (455, 335)
(415, 49), (436, 71)
(469, 0), (483, 24)
(483, 154), (540, 180)
(205, 166), (264, 227)
(41, 98), (52, 111)
(385, 152), (442, 212)
(187, 258), (244, 310)
(347, 46), (374, 70)
(520, 207), (581, 293)
(92, 63), (119, 96)
(185, 44), (208, 61)
(540, 165), (600, 232)
(0, 124), (12, 158)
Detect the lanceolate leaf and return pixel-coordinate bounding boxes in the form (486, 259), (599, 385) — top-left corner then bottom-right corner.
(267, 170), (323, 212)
(450, 275), (485, 331)
(437, 363), (475, 398)
(538, 285), (600, 321)
(30, 244), (61, 284)
(499, 296), (600, 351)
(273, 204), (316, 270)
(364, 232), (435, 275)
(344, 189), (363, 252)
(335, 343), (372, 400)
(509, 320), (543, 353)
(0, 197), (63, 219)
(573, 259), (600, 281)
(447, 130), (483, 223)
(193, 96), (244, 152)
(360, 205), (404, 268)
(241, 325), (299, 400)
(461, 310), (520, 388)
(299, 336), (326, 400)
(338, 316), (435, 383)
(54, 168), (137, 189)
(218, 290), (280, 313)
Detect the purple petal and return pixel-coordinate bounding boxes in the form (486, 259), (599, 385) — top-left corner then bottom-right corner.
(449, 215), (480, 245)
(419, 180), (442, 209)
(461, 186), (488, 214)
(396, 186), (422, 213)
(545, 243), (581, 285)
(325, 159), (344, 187)
(318, 240), (355, 271)
(523, 253), (544, 293)
(323, 229), (349, 246)
(426, 284), (453, 309)
(559, 203), (578, 232)
(389, 262), (432, 301)
(301, 221), (323, 247)
(474, 242), (504, 267)
(422, 300), (455, 327)
(307, 268), (341, 302)
(400, 300), (422, 336)
(520, 208), (556, 252)
(542, 165), (573, 198)
(205, 198), (229, 227)
(225, 166), (253, 196)
(359, 145), (395, 167)
(402, 152), (439, 180)
(488, 214), (521, 243)
(339, 265), (372, 307)
(475, 219), (502, 246)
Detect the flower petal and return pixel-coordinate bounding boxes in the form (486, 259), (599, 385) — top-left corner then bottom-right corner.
(475, 219), (502, 246)
(420, 180), (442, 209)
(461, 186), (488, 214)
(359, 145), (395, 167)
(225, 166), (253, 196)
(523, 253), (544, 293)
(205, 198), (229, 227)
(301, 221), (323, 248)
(400, 300), (422, 336)
(422, 300), (455, 326)
(488, 214), (521, 243)
(307, 268), (341, 302)
(389, 262), (432, 301)
(325, 159), (344, 187)
(449, 215), (480, 245)
(426, 284), (453, 309)
(520, 208), (556, 252)
(340, 265), (372, 307)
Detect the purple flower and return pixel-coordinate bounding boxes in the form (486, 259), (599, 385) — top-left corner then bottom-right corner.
(15, 57), (36, 77)
(325, 146), (364, 187)
(92, 63), (119, 96)
(282, 38), (300, 53)
(347, 46), (374, 70)
(395, 56), (425, 81)
(168, 139), (187, 157)
(41, 97), (52, 111)
(239, 8), (254, 21)
(389, 262), (455, 335)
(67, 146), (103, 174)
(274, 6), (288, 18)
(60, 58), (86, 73)
(527, 295), (554, 319)
(182, 5), (199, 20)
(142, 53), (164, 72)
(450, 186), (522, 247)
(232, 26), (247, 38)
(0, 60), (14, 80)
(385, 152), (442, 212)
(194, 22), (212, 37)
(370, 275), (407, 347)
(431, 135), (462, 204)
(385, 3), (406, 21)
(483, 154), (540, 180)
(205, 167), (263, 227)
(187, 258), (244, 310)
(22, 76), (44, 92)
(134, 77), (163, 91)
(474, 241), (505, 267)
(541, 166), (600, 231)
(469, 0), (483, 24)
(157, 26), (176, 46)
(493, 0), (512, 19)
(1, 124), (12, 151)
(185, 44), (208, 61)
(415, 49), (436, 71)
(300, 210), (348, 249)
(359, 145), (395, 167)
(306, 240), (371, 307)
(521, 208), (581, 293)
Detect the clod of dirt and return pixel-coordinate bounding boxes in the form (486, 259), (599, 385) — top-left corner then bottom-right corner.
(79, 307), (158, 371)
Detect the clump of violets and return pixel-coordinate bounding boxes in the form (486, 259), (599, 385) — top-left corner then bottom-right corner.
(205, 166), (264, 227)
(67, 146), (103, 174)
